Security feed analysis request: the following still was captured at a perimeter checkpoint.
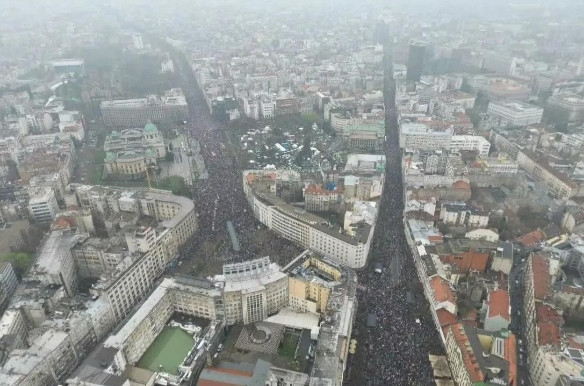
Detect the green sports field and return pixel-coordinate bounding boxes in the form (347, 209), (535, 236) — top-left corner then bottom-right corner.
(137, 326), (195, 373)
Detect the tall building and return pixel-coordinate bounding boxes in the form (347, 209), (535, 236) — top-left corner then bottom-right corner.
(406, 42), (426, 83)
(131, 33), (144, 50)
(27, 187), (59, 223)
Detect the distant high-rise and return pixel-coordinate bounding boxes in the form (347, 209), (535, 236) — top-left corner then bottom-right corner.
(406, 42), (426, 83)
(132, 33), (144, 50)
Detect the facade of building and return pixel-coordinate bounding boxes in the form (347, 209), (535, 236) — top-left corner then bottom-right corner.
(440, 203), (489, 228)
(100, 89), (188, 127)
(445, 324), (517, 386)
(483, 289), (510, 332)
(517, 150), (578, 199)
(530, 347), (584, 386)
(27, 187), (59, 223)
(244, 171), (375, 269)
(399, 123), (452, 150)
(406, 42), (426, 83)
(0, 261), (18, 307)
(487, 101), (543, 126)
(304, 184), (342, 212)
(449, 135), (491, 157)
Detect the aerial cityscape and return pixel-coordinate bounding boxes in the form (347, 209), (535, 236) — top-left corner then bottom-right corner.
(0, 0), (583, 385)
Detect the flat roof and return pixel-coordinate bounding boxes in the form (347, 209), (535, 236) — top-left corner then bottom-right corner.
(264, 309), (320, 330)
(32, 230), (87, 276)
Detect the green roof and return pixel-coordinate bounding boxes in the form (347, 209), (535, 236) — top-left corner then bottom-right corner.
(144, 121), (158, 133)
(105, 152), (115, 162)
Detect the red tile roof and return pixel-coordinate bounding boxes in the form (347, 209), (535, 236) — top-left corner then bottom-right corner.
(505, 333), (517, 386)
(515, 229), (545, 247)
(441, 250), (489, 273)
(536, 303), (562, 348)
(448, 324), (484, 383)
(452, 180), (471, 191)
(430, 276), (456, 304)
(304, 183), (342, 195)
(487, 289), (510, 321)
(531, 254), (551, 300)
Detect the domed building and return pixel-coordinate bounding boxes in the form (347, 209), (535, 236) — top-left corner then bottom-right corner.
(103, 121), (166, 178)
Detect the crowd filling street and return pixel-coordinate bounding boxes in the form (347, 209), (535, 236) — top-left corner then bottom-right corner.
(172, 51), (301, 272)
(344, 49), (443, 386)
(171, 44), (443, 385)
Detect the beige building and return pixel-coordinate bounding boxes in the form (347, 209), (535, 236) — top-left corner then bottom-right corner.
(530, 347), (584, 386)
(517, 150), (579, 199)
(288, 256), (341, 314)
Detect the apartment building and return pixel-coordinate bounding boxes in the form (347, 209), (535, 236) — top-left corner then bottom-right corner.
(530, 347), (584, 386)
(445, 324), (517, 386)
(440, 203), (489, 228)
(483, 289), (510, 332)
(517, 150), (579, 199)
(246, 180), (374, 268)
(304, 183), (342, 212)
(546, 93), (584, 124)
(399, 123), (453, 150)
(449, 135), (491, 157)
(100, 89), (188, 127)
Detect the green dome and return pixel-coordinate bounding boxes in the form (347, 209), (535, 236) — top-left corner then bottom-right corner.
(145, 148), (154, 156)
(105, 152), (115, 162)
(110, 130), (119, 137)
(144, 121), (158, 133)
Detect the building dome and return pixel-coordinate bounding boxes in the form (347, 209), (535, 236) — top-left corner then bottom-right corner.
(452, 180), (471, 191)
(144, 121), (158, 133)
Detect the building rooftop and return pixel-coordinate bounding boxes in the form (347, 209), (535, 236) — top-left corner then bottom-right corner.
(487, 289), (510, 321)
(532, 254), (552, 300)
(31, 230), (87, 276)
(430, 276), (456, 304)
(536, 303), (562, 348)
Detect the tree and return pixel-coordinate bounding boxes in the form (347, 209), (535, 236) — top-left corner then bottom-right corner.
(2, 252), (33, 277)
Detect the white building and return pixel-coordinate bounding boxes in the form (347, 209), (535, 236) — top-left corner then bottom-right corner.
(530, 347), (584, 386)
(131, 33), (144, 50)
(222, 257), (289, 325)
(465, 228), (500, 243)
(161, 58), (174, 73)
(449, 135), (491, 157)
(244, 171), (375, 269)
(28, 187), (59, 223)
(440, 203), (489, 228)
(399, 123), (453, 150)
(482, 289), (510, 332)
(100, 89), (188, 127)
(487, 101), (543, 127)
(260, 98), (275, 119)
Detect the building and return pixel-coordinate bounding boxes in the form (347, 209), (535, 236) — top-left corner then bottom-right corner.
(100, 89), (188, 127)
(103, 122), (166, 177)
(440, 203), (489, 228)
(222, 257), (288, 325)
(243, 170), (377, 269)
(0, 261), (18, 307)
(445, 324), (516, 386)
(546, 93), (584, 125)
(517, 150), (578, 199)
(491, 242), (514, 276)
(406, 42), (426, 83)
(530, 347), (584, 386)
(304, 183), (342, 212)
(483, 289), (510, 332)
(27, 187), (59, 223)
(29, 230), (86, 297)
(287, 254), (341, 315)
(429, 276), (457, 315)
(131, 33), (144, 50)
(449, 135), (491, 157)
(487, 101), (543, 127)
(464, 228), (499, 243)
(399, 123), (452, 150)
(52, 59), (84, 75)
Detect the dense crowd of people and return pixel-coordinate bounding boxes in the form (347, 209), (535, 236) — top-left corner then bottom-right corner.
(344, 50), (443, 385)
(173, 47), (444, 384)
